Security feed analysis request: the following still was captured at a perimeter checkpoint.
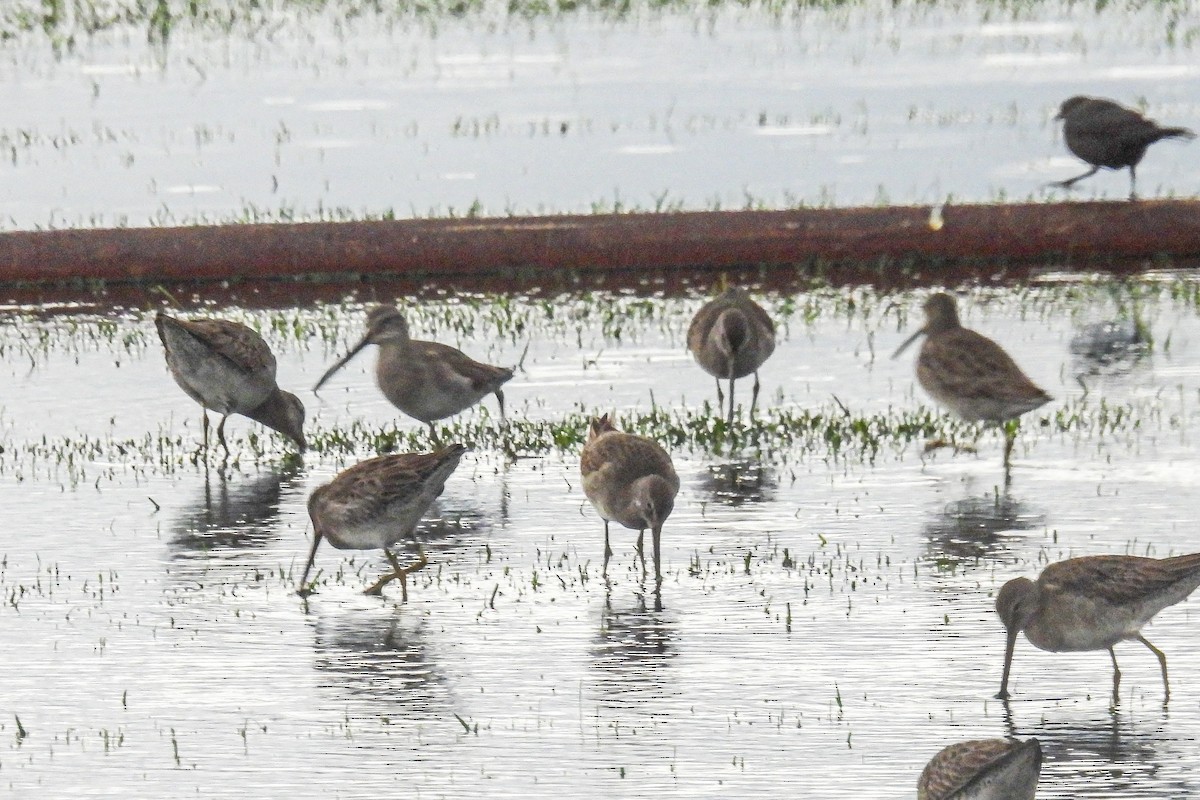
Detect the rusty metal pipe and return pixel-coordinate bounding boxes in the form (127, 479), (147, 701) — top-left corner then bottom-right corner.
(1, 201), (1198, 287)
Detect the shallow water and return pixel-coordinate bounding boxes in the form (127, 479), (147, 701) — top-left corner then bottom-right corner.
(4, 278), (1200, 796)
(0, 0), (1197, 229)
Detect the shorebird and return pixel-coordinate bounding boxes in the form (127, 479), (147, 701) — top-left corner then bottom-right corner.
(313, 305), (513, 444)
(155, 312), (306, 455)
(687, 286), (776, 425)
(893, 293), (1052, 467)
(580, 414), (679, 589)
(996, 552), (1200, 703)
(298, 444), (468, 600)
(1053, 95), (1195, 200)
(918, 738), (1042, 800)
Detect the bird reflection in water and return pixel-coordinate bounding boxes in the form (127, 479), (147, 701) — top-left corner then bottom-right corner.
(1070, 317), (1151, 388)
(310, 608), (448, 713)
(924, 479), (1044, 566)
(589, 597), (677, 704)
(170, 462), (303, 555)
(1006, 707), (1200, 798)
(696, 459), (777, 507)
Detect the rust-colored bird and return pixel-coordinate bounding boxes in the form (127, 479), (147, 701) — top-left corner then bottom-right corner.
(996, 552), (1200, 703)
(687, 286), (776, 425)
(580, 414), (679, 589)
(1053, 95), (1195, 200)
(314, 305), (513, 445)
(299, 444), (468, 600)
(918, 738), (1042, 800)
(893, 293), (1051, 467)
(156, 311), (306, 455)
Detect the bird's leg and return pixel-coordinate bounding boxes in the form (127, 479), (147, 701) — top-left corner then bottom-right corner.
(602, 521), (612, 577)
(426, 421), (442, 448)
(1137, 634), (1170, 703)
(297, 529), (324, 597)
(496, 389), (507, 420)
(714, 378), (724, 421)
(651, 524), (662, 591)
(1128, 165), (1138, 202)
(750, 370), (761, 421)
(201, 412), (210, 453)
(1002, 419), (1019, 469)
(1109, 646), (1122, 705)
(726, 367), (736, 427)
(217, 414), (231, 457)
(636, 529), (646, 578)
(1054, 165), (1100, 190)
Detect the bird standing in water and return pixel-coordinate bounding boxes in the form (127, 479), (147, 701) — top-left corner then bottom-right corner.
(156, 312), (306, 456)
(918, 738), (1042, 800)
(580, 414), (679, 590)
(893, 293), (1051, 468)
(314, 305), (513, 445)
(996, 552), (1200, 704)
(687, 286), (775, 426)
(299, 444), (468, 600)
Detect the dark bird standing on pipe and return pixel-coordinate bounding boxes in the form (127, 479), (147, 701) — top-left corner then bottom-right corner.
(313, 305), (513, 445)
(893, 293), (1051, 469)
(687, 286), (776, 426)
(1053, 95), (1196, 200)
(298, 444), (468, 599)
(156, 312), (306, 455)
(996, 552), (1200, 704)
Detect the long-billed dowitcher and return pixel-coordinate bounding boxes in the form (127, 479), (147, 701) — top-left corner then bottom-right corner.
(1053, 96), (1195, 200)
(687, 286), (776, 425)
(996, 552), (1200, 703)
(580, 414), (679, 589)
(155, 312), (306, 455)
(893, 293), (1051, 467)
(918, 738), (1042, 800)
(313, 305), (513, 444)
(298, 444), (468, 600)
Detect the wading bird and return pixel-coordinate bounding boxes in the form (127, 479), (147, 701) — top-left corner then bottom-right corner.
(156, 312), (306, 455)
(893, 293), (1051, 468)
(918, 738), (1042, 800)
(299, 444), (468, 600)
(687, 286), (775, 425)
(996, 552), (1200, 703)
(580, 414), (679, 589)
(313, 305), (512, 445)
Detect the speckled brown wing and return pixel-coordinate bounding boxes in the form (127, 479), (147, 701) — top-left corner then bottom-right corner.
(161, 316), (277, 380)
(311, 445), (468, 529)
(415, 340), (514, 392)
(581, 431), (677, 487)
(918, 739), (1039, 800)
(918, 739), (1012, 800)
(918, 328), (1048, 407)
(1039, 553), (1200, 609)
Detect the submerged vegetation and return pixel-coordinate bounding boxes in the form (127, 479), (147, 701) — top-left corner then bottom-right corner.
(4, 0), (1197, 45)
(0, 277), (1189, 481)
